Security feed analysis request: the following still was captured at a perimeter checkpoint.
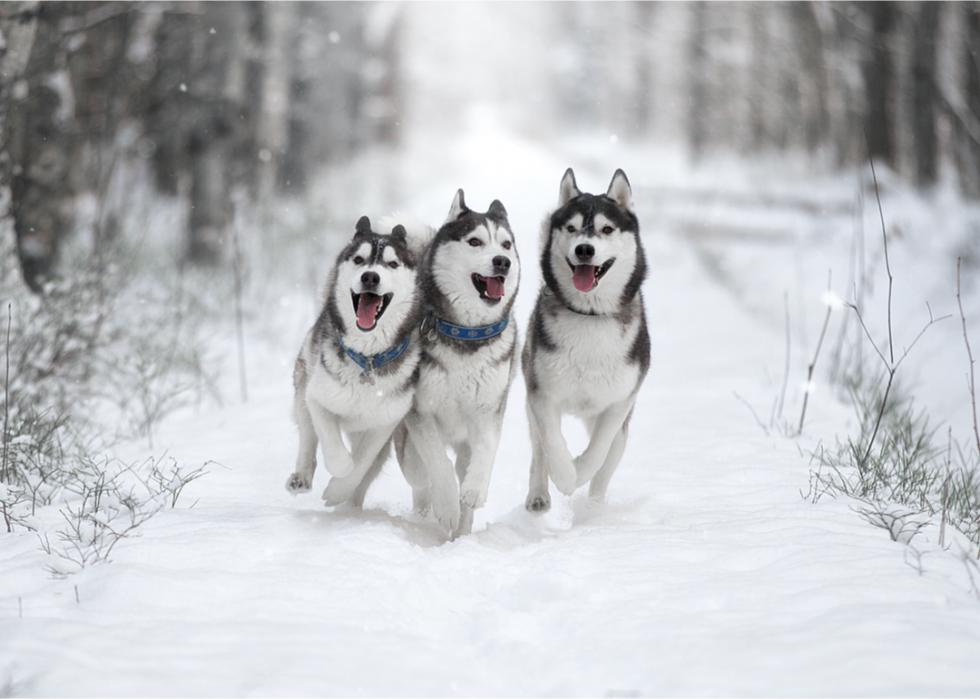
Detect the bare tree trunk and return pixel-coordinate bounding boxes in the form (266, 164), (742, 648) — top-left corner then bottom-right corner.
(254, 2), (292, 202)
(184, 2), (246, 265)
(862, 1), (897, 166)
(911, 1), (940, 187)
(791, 2), (830, 154)
(632, 0), (656, 136)
(6, 2), (74, 291)
(687, 1), (709, 161)
(145, 7), (192, 197)
(279, 2), (314, 193)
(957, 2), (980, 197)
(748, 2), (770, 152)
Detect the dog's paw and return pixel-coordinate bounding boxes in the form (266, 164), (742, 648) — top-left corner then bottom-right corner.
(460, 480), (487, 509)
(321, 476), (357, 506)
(285, 472), (312, 494)
(549, 456), (578, 496)
(430, 487), (461, 536)
(525, 491), (551, 513)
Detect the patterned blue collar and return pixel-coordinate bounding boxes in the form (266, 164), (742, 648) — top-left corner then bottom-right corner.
(340, 335), (411, 376)
(434, 316), (509, 342)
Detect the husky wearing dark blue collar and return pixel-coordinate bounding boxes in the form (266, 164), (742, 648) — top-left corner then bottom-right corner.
(285, 216), (422, 507)
(523, 169), (650, 512)
(395, 190), (521, 538)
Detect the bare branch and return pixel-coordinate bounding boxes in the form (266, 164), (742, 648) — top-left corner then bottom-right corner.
(956, 257), (980, 457)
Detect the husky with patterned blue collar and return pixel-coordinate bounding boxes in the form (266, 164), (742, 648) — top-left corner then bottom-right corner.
(285, 216), (423, 508)
(389, 189), (521, 539)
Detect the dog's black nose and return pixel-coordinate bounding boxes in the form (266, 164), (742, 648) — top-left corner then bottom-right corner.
(492, 255), (511, 271)
(360, 271), (380, 288)
(575, 244), (595, 261)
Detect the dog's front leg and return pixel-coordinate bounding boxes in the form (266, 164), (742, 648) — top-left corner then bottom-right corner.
(575, 397), (635, 486)
(322, 423), (396, 505)
(528, 395), (576, 495)
(286, 385), (318, 493)
(305, 396), (354, 478)
(455, 421), (502, 537)
(404, 411), (459, 535)
(525, 411), (551, 512)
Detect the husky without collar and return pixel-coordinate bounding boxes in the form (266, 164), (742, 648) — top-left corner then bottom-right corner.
(523, 168), (650, 512)
(395, 190), (521, 539)
(286, 216), (423, 508)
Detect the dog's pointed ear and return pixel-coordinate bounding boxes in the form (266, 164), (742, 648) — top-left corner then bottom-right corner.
(606, 169), (633, 211)
(559, 168), (580, 206)
(390, 224), (407, 243)
(487, 199), (507, 220)
(446, 189), (468, 222)
(355, 215), (372, 235)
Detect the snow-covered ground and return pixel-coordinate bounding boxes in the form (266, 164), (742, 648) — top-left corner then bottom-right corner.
(3, 121), (980, 696)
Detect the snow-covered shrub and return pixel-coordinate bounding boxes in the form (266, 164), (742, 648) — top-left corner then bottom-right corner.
(0, 219), (215, 565)
(38, 454), (208, 576)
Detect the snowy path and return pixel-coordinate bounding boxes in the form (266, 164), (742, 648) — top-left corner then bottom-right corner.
(4, 137), (980, 696)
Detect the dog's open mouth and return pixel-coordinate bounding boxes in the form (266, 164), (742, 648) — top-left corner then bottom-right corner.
(351, 291), (393, 331)
(567, 258), (615, 292)
(471, 273), (506, 303)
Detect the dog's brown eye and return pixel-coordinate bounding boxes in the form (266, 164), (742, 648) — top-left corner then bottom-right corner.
(468, 238), (483, 247)
(388, 261), (399, 269)
(502, 240), (512, 250)
(601, 225), (614, 234)
(565, 225), (576, 233)
(353, 256), (365, 265)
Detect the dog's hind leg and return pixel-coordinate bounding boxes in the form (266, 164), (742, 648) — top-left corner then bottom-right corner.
(405, 411), (459, 536)
(525, 414), (551, 512)
(394, 424), (430, 514)
(528, 396), (577, 495)
(350, 439), (391, 508)
(587, 424), (628, 501)
(574, 396), (635, 487)
(322, 424), (395, 505)
(453, 443), (474, 539)
(286, 365), (317, 493)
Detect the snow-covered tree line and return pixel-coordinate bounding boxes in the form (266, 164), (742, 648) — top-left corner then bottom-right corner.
(0, 1), (401, 290)
(1, 2), (978, 290)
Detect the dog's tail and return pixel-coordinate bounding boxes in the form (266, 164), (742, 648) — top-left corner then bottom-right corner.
(379, 212), (436, 258)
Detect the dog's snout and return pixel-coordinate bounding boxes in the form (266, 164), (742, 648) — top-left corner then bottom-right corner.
(360, 271), (380, 288)
(492, 255), (511, 272)
(575, 244), (595, 261)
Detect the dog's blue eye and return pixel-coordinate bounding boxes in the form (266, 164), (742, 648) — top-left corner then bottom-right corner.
(388, 261), (399, 269)
(601, 225), (614, 234)
(353, 256), (364, 265)
(467, 238), (483, 247)
(565, 225), (576, 233)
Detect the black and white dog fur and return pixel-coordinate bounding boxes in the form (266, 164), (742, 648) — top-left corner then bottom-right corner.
(286, 216), (422, 507)
(395, 190), (521, 538)
(523, 169), (650, 511)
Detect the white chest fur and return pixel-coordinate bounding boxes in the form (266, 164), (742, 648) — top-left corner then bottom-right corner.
(415, 325), (516, 442)
(532, 309), (641, 417)
(306, 349), (417, 432)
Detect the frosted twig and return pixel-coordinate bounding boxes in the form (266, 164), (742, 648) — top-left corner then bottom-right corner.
(797, 270), (833, 435)
(956, 258), (980, 457)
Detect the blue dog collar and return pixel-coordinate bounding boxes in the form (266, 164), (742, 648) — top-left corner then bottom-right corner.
(341, 336), (411, 376)
(434, 316), (509, 342)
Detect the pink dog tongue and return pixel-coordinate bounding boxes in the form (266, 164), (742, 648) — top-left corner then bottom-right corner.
(572, 265), (597, 292)
(484, 276), (505, 299)
(356, 294), (382, 329)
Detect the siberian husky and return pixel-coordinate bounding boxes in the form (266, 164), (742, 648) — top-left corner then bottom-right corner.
(396, 190), (521, 538)
(523, 169), (650, 511)
(286, 216), (423, 507)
